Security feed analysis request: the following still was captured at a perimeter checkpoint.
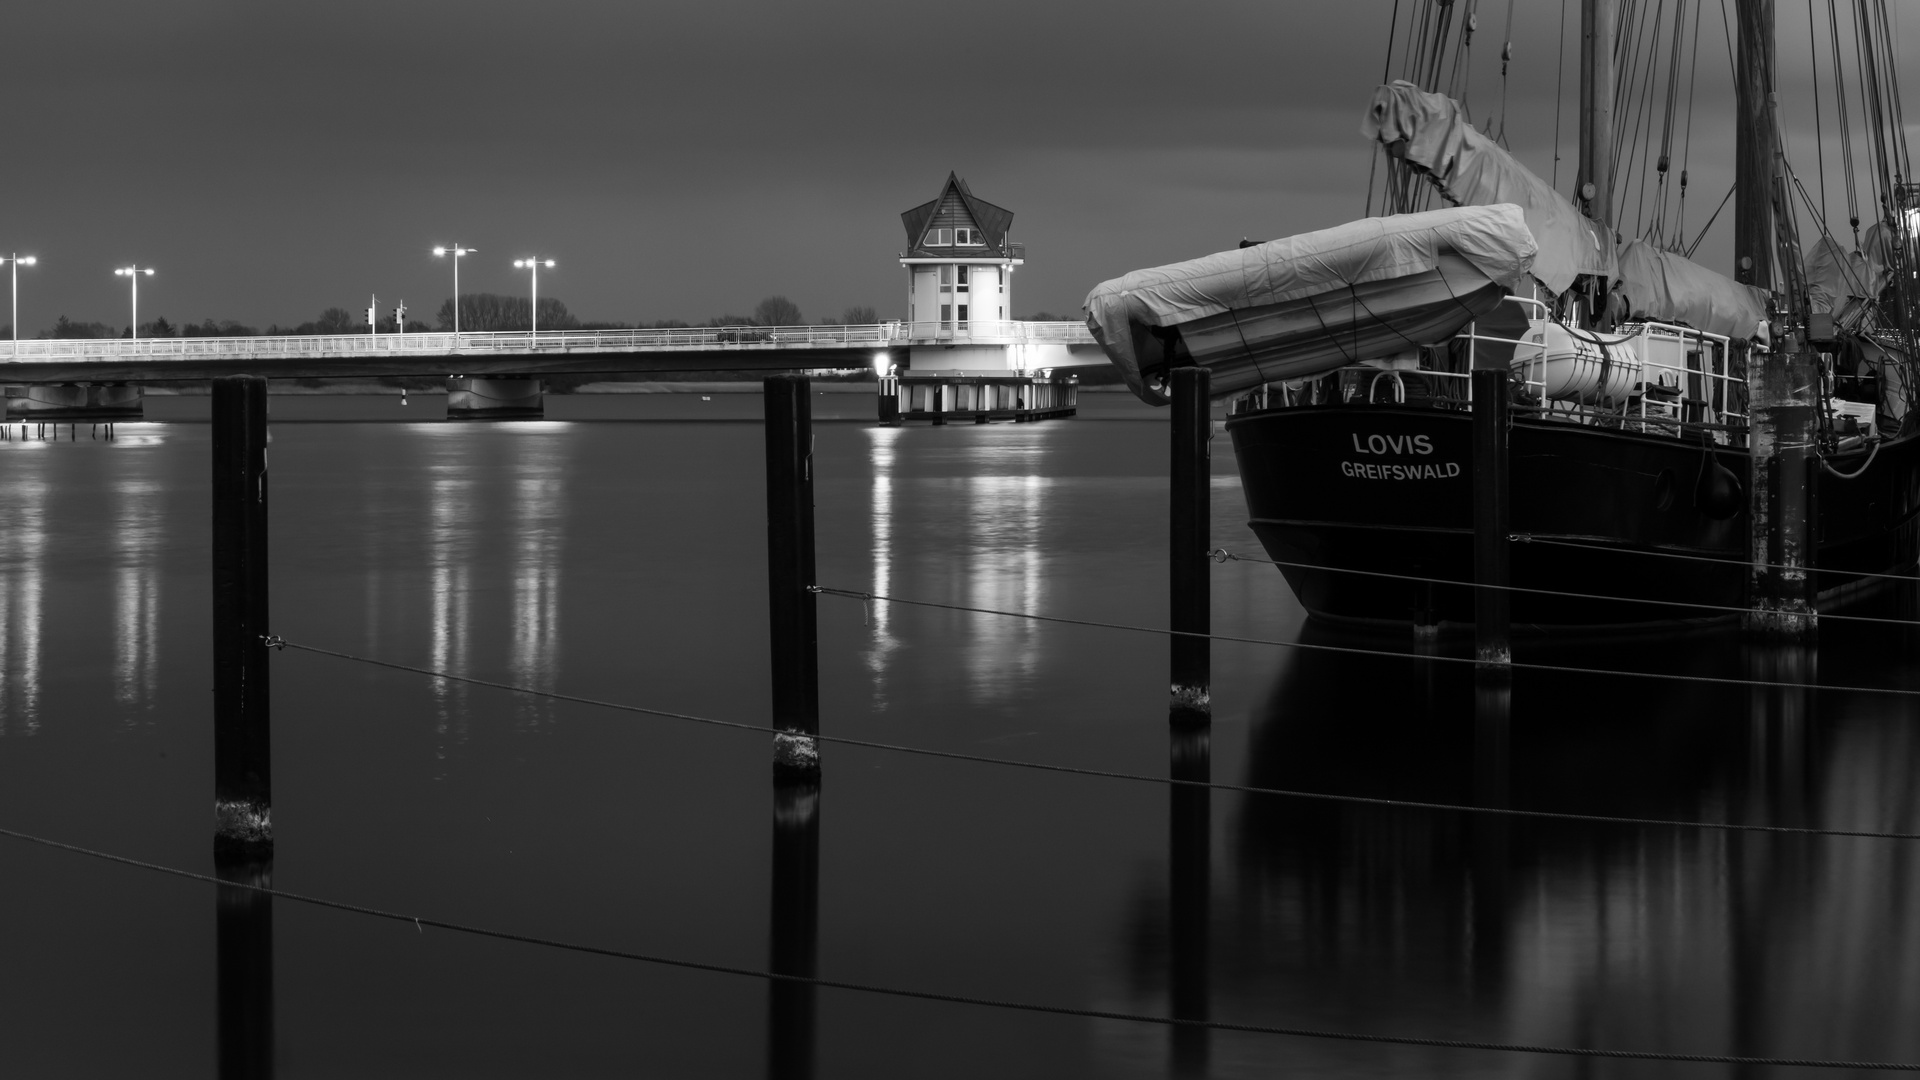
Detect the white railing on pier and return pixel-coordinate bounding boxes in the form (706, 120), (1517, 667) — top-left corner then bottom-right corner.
(0, 320), (1095, 364)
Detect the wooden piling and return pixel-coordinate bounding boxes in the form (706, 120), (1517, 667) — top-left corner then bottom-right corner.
(1470, 367), (1511, 667)
(764, 374), (820, 781)
(1169, 366), (1211, 725)
(1745, 337), (1818, 639)
(212, 375), (273, 861)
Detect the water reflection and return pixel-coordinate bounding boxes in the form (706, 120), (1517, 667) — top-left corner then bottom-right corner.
(959, 474), (1047, 700)
(113, 478), (163, 714)
(508, 464), (564, 729)
(428, 475), (473, 761)
(1115, 614), (1920, 1072)
(864, 428), (902, 710)
(0, 475), (47, 735)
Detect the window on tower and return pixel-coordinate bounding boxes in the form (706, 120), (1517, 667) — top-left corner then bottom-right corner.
(956, 266), (970, 293)
(925, 227), (953, 247)
(955, 227), (980, 246)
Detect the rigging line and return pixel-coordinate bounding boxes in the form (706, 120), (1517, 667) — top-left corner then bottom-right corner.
(1684, 183), (1737, 257)
(1814, 0), (1831, 222)
(1791, 168), (1874, 296)
(1609, 0), (1652, 199)
(1209, 547), (1920, 629)
(810, 587), (1920, 702)
(1675, 0), (1704, 245)
(1367, 0), (1404, 218)
(273, 640), (1920, 843)
(1644, 0), (1688, 241)
(1516, 534), (1920, 582)
(7, 831), (1920, 1072)
(1495, 0), (1516, 144)
(1554, 0), (1570, 190)
(1870, 0), (1910, 186)
(1620, 0), (1667, 230)
(1829, 0), (1862, 235)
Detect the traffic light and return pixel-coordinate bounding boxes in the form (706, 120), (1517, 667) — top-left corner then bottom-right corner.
(394, 301), (407, 333)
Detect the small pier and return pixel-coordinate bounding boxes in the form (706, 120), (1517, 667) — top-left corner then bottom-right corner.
(878, 371), (1077, 425)
(6, 382), (143, 421)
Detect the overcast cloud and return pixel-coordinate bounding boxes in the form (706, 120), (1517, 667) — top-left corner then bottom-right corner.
(3, 1), (1916, 331)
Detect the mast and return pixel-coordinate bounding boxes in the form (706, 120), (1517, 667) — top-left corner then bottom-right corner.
(1733, 0), (1776, 288)
(1577, 0), (1615, 228)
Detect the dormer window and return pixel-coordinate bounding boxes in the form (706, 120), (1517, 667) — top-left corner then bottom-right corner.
(955, 227), (981, 246)
(924, 227), (953, 247)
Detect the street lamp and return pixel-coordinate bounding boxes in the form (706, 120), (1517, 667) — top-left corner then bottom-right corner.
(432, 244), (475, 339)
(513, 257), (556, 338)
(114, 265), (155, 341)
(1, 254), (36, 352)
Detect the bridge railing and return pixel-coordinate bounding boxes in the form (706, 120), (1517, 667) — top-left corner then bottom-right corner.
(0, 321), (1095, 364)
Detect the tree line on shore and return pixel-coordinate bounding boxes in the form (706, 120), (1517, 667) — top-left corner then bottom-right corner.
(20, 294), (905, 339)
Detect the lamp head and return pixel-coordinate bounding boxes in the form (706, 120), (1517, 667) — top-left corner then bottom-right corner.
(543, 260), (555, 268)
(433, 247), (447, 256)
(18, 256), (34, 266)
(115, 268), (128, 276)
(143, 268), (153, 276)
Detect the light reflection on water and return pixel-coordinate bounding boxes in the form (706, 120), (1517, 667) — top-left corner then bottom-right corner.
(1, 411), (1919, 1076)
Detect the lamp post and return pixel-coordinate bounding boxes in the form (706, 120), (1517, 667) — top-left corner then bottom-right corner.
(1, 254), (36, 354)
(114, 265), (155, 341)
(513, 257), (556, 338)
(432, 244), (475, 340)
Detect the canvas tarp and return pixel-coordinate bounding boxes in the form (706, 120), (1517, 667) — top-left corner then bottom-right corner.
(1082, 204), (1537, 382)
(1361, 80), (1614, 293)
(1615, 239), (1770, 341)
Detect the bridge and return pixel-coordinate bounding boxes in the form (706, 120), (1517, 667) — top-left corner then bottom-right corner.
(0, 320), (1099, 383)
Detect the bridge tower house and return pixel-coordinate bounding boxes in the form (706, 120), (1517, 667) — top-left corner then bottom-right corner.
(898, 172), (1025, 370)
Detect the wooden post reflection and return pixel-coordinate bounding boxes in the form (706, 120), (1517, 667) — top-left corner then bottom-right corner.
(767, 780), (821, 1080)
(1168, 724), (1210, 1074)
(1469, 667), (1510, 999)
(216, 857), (274, 1079)
(1730, 640), (1816, 1077)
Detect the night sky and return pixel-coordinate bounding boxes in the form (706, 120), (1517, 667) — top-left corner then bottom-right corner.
(3, 1), (1914, 333)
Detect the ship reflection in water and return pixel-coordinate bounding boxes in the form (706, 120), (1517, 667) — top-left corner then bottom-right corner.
(1117, 609), (1920, 1073)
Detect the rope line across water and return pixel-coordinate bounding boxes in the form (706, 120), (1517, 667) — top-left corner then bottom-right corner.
(272, 639), (1920, 842)
(1207, 548), (1920, 630)
(809, 587), (1920, 702)
(1513, 534), (1920, 583)
(2, 824), (1917, 1070)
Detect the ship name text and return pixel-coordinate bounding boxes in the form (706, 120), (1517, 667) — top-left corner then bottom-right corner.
(1351, 433), (1434, 455)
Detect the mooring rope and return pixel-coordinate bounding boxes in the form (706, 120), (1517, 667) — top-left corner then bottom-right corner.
(268, 638), (1920, 842)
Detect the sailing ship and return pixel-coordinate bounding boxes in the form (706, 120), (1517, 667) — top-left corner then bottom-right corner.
(1086, 0), (1920, 630)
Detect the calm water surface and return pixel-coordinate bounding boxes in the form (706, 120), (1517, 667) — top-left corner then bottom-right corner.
(1, 397), (1917, 1077)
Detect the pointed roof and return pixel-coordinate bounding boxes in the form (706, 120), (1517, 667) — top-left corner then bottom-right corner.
(900, 172), (1015, 257)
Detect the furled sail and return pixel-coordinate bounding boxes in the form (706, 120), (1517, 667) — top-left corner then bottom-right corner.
(1361, 80), (1614, 293)
(1083, 204), (1537, 403)
(1615, 240), (1770, 341)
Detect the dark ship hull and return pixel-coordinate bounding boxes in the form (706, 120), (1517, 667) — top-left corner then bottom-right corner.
(1228, 404), (1920, 630)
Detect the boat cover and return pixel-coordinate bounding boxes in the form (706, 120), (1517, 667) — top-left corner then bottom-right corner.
(1615, 240), (1770, 341)
(1362, 81), (1614, 293)
(1081, 205), (1536, 393)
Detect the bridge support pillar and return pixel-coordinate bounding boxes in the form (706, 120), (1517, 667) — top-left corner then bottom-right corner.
(447, 376), (543, 419)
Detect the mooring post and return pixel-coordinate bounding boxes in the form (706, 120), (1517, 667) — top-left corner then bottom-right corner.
(1745, 334), (1818, 640)
(764, 374), (820, 781)
(211, 373), (274, 1079)
(1470, 366), (1511, 667)
(212, 374), (272, 861)
(1169, 365), (1211, 725)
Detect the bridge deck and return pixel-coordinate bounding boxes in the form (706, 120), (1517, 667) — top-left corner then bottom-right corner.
(0, 321), (1096, 383)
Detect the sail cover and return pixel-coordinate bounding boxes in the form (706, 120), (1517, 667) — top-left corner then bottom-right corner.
(1362, 81), (1613, 293)
(1082, 204), (1536, 394)
(1615, 240), (1770, 341)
